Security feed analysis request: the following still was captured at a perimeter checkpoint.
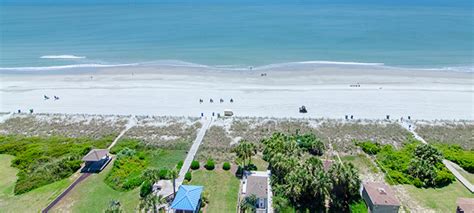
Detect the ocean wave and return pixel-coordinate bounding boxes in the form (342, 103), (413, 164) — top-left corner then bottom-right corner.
(40, 55), (86, 59)
(0, 63), (138, 71)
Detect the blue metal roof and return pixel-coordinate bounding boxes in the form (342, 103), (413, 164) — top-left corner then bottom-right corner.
(170, 185), (204, 211)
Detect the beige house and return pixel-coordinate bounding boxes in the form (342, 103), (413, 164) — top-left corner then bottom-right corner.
(362, 182), (400, 213)
(241, 170), (272, 213)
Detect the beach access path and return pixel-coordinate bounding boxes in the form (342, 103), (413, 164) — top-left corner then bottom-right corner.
(176, 117), (213, 186)
(108, 116), (137, 149)
(399, 120), (474, 193)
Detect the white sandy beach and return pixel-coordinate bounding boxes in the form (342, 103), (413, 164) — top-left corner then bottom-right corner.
(0, 64), (472, 120)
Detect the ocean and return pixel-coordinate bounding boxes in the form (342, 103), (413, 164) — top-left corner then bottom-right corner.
(0, 0), (473, 71)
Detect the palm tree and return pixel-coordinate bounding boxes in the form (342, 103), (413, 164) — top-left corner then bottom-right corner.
(105, 200), (122, 213)
(139, 193), (163, 213)
(233, 140), (257, 167)
(240, 194), (257, 213)
(328, 162), (361, 211)
(169, 168), (179, 198)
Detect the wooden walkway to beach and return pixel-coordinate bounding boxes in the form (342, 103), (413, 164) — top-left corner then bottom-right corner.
(399, 120), (474, 193)
(176, 118), (213, 186)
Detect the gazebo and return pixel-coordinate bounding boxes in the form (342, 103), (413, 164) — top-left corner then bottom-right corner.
(81, 149), (111, 173)
(170, 185), (203, 213)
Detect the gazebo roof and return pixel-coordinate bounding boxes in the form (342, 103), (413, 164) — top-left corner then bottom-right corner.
(82, 149), (109, 162)
(171, 185), (203, 211)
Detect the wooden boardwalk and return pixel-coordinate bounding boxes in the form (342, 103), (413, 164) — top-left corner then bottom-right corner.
(42, 173), (91, 213)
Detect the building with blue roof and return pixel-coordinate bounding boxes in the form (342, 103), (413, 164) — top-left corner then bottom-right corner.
(170, 185), (204, 213)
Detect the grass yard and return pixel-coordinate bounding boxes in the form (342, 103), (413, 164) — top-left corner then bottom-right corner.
(51, 159), (140, 212)
(251, 156), (269, 171)
(147, 149), (188, 169)
(0, 154), (74, 212)
(404, 181), (474, 213)
(341, 154), (379, 175)
(190, 169), (240, 213)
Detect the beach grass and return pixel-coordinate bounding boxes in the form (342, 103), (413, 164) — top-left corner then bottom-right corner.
(403, 181), (474, 212)
(0, 154), (74, 212)
(189, 169), (240, 213)
(50, 159), (140, 212)
(416, 122), (474, 150)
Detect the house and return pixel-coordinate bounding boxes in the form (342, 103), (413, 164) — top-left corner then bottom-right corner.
(81, 149), (111, 173)
(456, 198), (474, 213)
(170, 185), (203, 213)
(362, 182), (400, 213)
(241, 170), (272, 213)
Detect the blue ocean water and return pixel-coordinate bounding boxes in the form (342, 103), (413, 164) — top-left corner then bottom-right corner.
(0, 0), (473, 70)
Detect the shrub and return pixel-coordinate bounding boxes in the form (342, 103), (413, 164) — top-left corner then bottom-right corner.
(222, 162), (231, 170)
(205, 159), (215, 170)
(105, 149), (146, 191)
(177, 160), (184, 170)
(159, 169), (170, 179)
(356, 141), (381, 155)
(191, 160), (200, 170)
(435, 168), (456, 187)
(185, 172), (192, 181)
(140, 180), (153, 198)
(436, 144), (474, 173)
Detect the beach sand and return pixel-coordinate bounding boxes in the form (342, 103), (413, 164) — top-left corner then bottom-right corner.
(0, 65), (472, 120)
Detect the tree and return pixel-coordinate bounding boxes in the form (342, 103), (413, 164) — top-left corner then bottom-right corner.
(233, 141), (257, 167)
(240, 194), (257, 213)
(296, 133), (325, 156)
(142, 169), (160, 183)
(169, 168), (179, 198)
(139, 194), (166, 213)
(105, 200), (122, 213)
(328, 162), (361, 211)
(140, 180), (153, 198)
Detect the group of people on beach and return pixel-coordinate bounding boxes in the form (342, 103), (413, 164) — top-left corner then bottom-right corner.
(44, 95), (60, 100)
(199, 98), (234, 104)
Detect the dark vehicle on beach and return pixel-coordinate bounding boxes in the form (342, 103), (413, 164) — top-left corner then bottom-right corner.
(299, 106), (307, 113)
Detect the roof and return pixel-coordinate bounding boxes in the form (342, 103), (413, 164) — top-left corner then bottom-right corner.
(82, 149), (109, 161)
(363, 182), (400, 206)
(457, 198), (474, 212)
(246, 175), (268, 198)
(171, 185), (203, 211)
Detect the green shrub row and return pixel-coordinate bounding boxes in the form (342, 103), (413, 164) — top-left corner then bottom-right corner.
(435, 144), (474, 173)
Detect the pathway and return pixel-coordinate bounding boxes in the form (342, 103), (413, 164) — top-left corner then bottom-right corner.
(42, 173), (91, 213)
(108, 116), (137, 149)
(399, 120), (474, 193)
(176, 118), (213, 186)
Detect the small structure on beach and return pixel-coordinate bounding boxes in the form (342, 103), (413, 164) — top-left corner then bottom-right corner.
(224, 109), (234, 116)
(81, 149), (111, 173)
(241, 170), (272, 213)
(170, 185), (203, 213)
(456, 198), (474, 213)
(362, 182), (400, 213)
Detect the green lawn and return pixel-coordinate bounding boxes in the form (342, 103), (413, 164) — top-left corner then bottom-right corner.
(0, 154), (74, 212)
(51, 159), (140, 212)
(404, 181), (474, 212)
(341, 154), (379, 174)
(190, 169), (240, 213)
(251, 155), (269, 171)
(147, 149), (187, 169)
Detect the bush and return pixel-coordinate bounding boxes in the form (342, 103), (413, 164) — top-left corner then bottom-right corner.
(177, 160), (184, 170)
(436, 144), (474, 173)
(222, 162), (231, 171)
(205, 159), (215, 170)
(356, 141), (381, 155)
(105, 148), (147, 191)
(159, 169), (170, 179)
(185, 172), (192, 181)
(435, 168), (456, 187)
(140, 180), (153, 198)
(191, 160), (200, 170)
